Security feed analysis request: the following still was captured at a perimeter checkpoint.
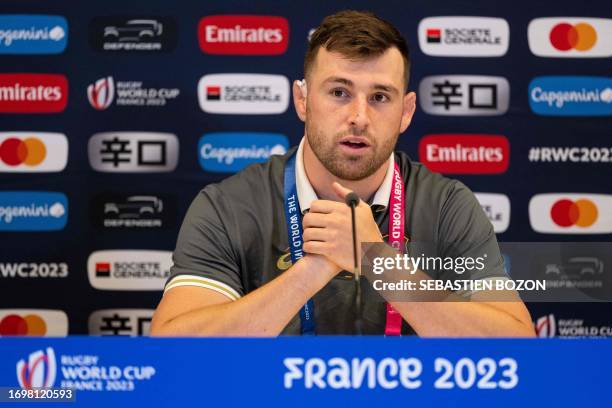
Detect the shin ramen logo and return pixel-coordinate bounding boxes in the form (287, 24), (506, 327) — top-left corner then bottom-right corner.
(16, 347), (57, 389)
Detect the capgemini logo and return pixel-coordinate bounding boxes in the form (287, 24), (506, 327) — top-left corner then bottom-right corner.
(535, 314), (556, 338)
(16, 347), (57, 389)
(87, 76), (115, 110)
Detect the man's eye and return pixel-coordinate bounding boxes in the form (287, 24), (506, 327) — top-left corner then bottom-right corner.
(331, 89), (348, 98)
(372, 93), (389, 103)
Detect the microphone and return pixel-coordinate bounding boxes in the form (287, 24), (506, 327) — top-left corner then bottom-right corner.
(345, 191), (363, 335)
(345, 192), (360, 208)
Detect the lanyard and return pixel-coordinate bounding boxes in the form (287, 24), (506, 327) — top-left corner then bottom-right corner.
(283, 154), (405, 335)
(384, 162), (405, 336)
(284, 154), (316, 334)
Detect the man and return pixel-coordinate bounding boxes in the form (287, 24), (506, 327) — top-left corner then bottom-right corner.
(151, 11), (534, 336)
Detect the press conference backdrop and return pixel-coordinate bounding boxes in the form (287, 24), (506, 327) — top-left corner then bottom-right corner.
(0, 0), (610, 337)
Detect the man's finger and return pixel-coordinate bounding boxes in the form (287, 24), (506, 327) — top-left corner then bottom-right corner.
(309, 199), (345, 214)
(302, 212), (329, 228)
(303, 227), (328, 242)
(303, 240), (329, 255)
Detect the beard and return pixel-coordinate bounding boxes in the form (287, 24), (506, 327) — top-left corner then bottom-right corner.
(306, 120), (398, 181)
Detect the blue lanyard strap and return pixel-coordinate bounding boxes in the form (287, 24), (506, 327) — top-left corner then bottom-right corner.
(284, 154), (316, 335)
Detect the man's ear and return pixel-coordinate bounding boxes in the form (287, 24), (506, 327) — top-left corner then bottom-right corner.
(293, 79), (307, 122)
(399, 91), (416, 133)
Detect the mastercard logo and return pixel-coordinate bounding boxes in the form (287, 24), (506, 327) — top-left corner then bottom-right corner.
(550, 199), (598, 227)
(0, 309), (68, 336)
(549, 23), (597, 51)
(0, 137), (46, 166)
(0, 132), (68, 172)
(528, 18), (612, 58)
(0, 314), (47, 336)
(529, 193), (612, 234)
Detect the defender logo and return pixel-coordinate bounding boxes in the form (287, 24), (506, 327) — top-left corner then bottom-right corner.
(89, 16), (177, 52)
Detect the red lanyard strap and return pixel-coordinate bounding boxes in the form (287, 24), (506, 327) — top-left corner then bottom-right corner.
(384, 162), (404, 336)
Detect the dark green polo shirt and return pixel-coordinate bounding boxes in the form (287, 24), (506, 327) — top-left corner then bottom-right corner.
(164, 146), (506, 334)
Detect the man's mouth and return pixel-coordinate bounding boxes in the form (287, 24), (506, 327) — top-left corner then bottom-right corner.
(339, 137), (370, 150)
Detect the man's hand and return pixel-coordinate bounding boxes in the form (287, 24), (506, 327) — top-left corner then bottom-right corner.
(302, 182), (383, 272)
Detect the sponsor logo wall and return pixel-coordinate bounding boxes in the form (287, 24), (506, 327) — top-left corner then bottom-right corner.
(0, 3), (610, 337)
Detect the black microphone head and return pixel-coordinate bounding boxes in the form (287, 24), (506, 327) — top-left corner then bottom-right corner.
(345, 192), (360, 207)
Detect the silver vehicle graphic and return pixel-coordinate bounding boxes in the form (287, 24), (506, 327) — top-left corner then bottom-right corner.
(545, 257), (604, 278)
(104, 196), (163, 218)
(103, 20), (163, 42)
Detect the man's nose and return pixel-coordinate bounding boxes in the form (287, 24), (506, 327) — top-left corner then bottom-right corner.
(348, 95), (370, 129)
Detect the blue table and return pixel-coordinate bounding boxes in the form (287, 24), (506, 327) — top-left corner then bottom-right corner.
(1, 337), (609, 407)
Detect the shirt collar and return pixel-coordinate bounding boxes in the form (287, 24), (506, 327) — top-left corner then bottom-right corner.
(295, 137), (395, 213)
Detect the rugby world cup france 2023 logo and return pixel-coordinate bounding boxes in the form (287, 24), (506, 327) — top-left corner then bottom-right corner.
(87, 76), (115, 110)
(16, 347), (57, 389)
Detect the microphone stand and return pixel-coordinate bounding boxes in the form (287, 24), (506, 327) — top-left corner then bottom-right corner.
(346, 192), (363, 335)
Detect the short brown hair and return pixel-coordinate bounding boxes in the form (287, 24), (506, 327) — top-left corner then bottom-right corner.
(305, 10), (411, 91)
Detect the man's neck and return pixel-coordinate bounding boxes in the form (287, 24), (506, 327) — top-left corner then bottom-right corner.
(302, 136), (389, 202)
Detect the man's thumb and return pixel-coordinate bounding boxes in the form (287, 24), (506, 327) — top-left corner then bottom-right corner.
(332, 181), (353, 200)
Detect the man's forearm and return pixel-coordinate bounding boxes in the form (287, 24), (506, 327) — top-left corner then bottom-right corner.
(365, 244), (535, 337)
(390, 301), (535, 337)
(153, 255), (337, 336)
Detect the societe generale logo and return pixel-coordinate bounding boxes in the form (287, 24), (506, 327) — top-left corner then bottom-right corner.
(198, 15), (289, 55)
(418, 16), (510, 57)
(529, 193), (612, 234)
(418, 134), (510, 174)
(0, 73), (68, 113)
(474, 193), (510, 233)
(0, 132), (68, 172)
(198, 73), (289, 114)
(16, 347), (57, 389)
(87, 250), (172, 290)
(528, 17), (612, 57)
(0, 309), (68, 336)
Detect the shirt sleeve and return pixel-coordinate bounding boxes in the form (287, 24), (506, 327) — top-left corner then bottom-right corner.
(164, 187), (245, 301)
(436, 181), (508, 283)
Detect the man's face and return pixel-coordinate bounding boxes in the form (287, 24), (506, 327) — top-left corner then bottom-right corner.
(302, 46), (414, 181)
